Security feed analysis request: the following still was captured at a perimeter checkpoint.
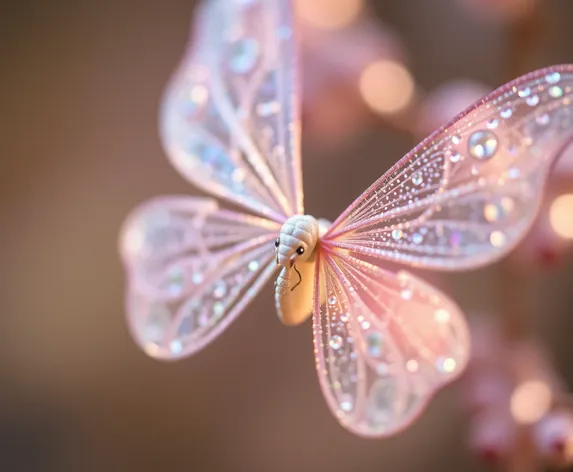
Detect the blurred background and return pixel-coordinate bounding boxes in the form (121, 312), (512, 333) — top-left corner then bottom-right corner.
(2, 0), (573, 470)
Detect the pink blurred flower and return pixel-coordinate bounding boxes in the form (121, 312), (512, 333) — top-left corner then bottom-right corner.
(299, 11), (406, 146)
(512, 146), (573, 268)
(462, 317), (573, 467)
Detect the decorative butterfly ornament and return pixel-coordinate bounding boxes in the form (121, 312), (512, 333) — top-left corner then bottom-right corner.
(120, 0), (573, 437)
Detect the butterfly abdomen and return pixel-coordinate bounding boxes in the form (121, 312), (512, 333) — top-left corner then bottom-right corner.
(274, 267), (291, 298)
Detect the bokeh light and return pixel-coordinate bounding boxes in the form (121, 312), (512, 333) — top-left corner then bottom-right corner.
(358, 60), (415, 115)
(510, 380), (552, 424)
(549, 194), (573, 239)
(295, 0), (364, 31)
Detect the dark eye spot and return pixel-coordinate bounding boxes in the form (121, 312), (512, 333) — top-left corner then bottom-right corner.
(275, 238), (280, 248)
(296, 246), (305, 255)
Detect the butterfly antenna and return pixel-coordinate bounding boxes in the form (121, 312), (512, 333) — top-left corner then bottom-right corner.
(291, 264), (302, 291)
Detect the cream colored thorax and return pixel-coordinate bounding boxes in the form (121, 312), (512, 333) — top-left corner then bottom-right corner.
(274, 215), (330, 326)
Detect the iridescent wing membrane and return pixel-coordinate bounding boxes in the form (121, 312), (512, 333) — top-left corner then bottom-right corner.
(120, 0), (301, 359)
(315, 66), (573, 436)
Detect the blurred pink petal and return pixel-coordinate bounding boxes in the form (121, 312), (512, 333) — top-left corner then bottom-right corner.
(416, 80), (490, 138)
(300, 14), (405, 145)
(533, 410), (573, 463)
(463, 317), (573, 467)
(469, 408), (517, 462)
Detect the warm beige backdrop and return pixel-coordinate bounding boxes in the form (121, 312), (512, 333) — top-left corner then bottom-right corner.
(1, 0), (573, 470)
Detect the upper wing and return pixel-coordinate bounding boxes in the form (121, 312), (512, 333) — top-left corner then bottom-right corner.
(324, 65), (573, 270)
(160, 0), (302, 223)
(120, 196), (280, 359)
(313, 248), (469, 437)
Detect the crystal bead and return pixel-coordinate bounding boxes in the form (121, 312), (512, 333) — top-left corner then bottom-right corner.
(329, 335), (343, 350)
(468, 130), (498, 161)
(229, 38), (260, 74)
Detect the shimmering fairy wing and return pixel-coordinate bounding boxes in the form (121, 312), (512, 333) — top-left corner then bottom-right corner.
(160, 0), (302, 222)
(120, 197), (280, 359)
(325, 65), (573, 269)
(313, 248), (469, 437)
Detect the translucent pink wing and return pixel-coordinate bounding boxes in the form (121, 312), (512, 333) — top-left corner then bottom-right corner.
(313, 248), (469, 437)
(120, 197), (281, 359)
(325, 65), (573, 269)
(160, 0), (302, 222)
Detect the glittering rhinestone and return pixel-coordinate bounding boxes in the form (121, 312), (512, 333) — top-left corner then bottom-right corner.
(328, 295), (337, 305)
(169, 340), (183, 354)
(486, 118), (499, 129)
(184, 85), (208, 115)
(213, 302), (225, 319)
(329, 335), (343, 350)
(366, 332), (383, 357)
(213, 281), (227, 299)
(256, 101), (281, 117)
(361, 320), (371, 330)
(406, 359), (419, 372)
(500, 108), (513, 119)
(545, 72), (561, 84)
(434, 308), (450, 324)
(391, 229), (403, 241)
(549, 86), (563, 98)
(437, 357), (457, 373)
(490, 230), (507, 248)
(166, 267), (185, 296)
(340, 312), (349, 322)
(468, 130), (498, 161)
(232, 168), (246, 183)
(449, 152), (462, 163)
(339, 394), (354, 412)
(451, 135), (461, 145)
(484, 203), (501, 222)
(412, 233), (423, 244)
(518, 87), (531, 98)
(412, 173), (423, 186)
(192, 272), (204, 285)
(526, 94), (540, 106)
(229, 38), (260, 74)
(401, 288), (413, 300)
(248, 260), (260, 272)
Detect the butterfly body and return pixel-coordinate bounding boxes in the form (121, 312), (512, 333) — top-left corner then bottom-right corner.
(275, 216), (330, 325)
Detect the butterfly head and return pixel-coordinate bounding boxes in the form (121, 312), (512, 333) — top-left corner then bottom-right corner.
(275, 215), (319, 267)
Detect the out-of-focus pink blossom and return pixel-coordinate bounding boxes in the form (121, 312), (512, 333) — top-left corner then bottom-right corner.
(416, 80), (490, 138)
(462, 317), (573, 468)
(299, 12), (406, 146)
(533, 410), (573, 462)
(512, 145), (573, 268)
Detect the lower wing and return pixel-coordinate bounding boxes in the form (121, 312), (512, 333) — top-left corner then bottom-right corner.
(120, 196), (280, 359)
(313, 247), (469, 437)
